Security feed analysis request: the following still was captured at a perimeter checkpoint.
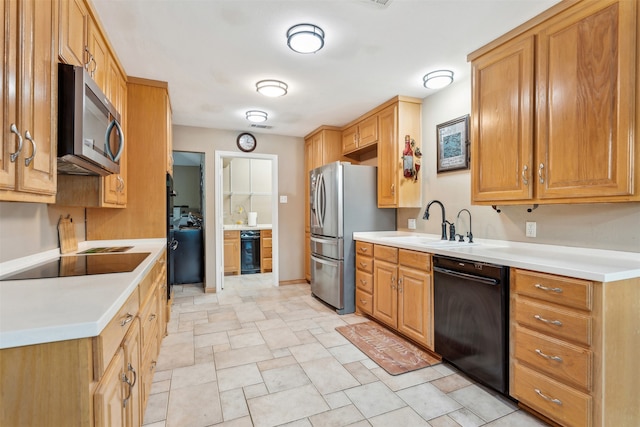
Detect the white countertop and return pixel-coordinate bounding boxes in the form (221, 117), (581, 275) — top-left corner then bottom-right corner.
(353, 231), (640, 282)
(0, 239), (166, 350)
(223, 223), (272, 231)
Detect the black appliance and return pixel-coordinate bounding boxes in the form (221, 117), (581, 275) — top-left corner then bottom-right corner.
(433, 255), (510, 395)
(57, 63), (124, 176)
(240, 230), (261, 274)
(0, 252), (150, 281)
(166, 174), (178, 297)
(173, 228), (204, 284)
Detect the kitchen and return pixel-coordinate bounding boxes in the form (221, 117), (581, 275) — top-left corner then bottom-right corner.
(1, 0), (640, 426)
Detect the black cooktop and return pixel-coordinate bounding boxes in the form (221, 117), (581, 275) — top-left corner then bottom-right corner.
(0, 252), (150, 281)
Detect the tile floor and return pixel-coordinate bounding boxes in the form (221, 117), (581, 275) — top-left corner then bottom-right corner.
(142, 274), (549, 427)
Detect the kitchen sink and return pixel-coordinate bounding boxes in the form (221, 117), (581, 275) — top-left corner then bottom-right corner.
(379, 235), (477, 248)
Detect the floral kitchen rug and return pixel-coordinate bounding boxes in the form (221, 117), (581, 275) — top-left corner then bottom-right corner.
(336, 321), (440, 375)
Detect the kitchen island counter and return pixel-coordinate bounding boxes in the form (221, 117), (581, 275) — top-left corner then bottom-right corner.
(353, 231), (640, 282)
(0, 238), (166, 349)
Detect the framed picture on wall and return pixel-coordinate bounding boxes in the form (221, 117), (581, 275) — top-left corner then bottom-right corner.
(436, 114), (470, 173)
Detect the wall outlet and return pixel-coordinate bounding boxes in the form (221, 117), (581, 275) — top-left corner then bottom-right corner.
(279, 195), (287, 203)
(525, 221), (537, 238)
(408, 218), (416, 230)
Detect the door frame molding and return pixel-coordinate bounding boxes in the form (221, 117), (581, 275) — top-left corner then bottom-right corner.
(214, 150), (279, 291)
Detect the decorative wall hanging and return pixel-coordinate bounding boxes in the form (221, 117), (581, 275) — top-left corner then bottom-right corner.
(402, 135), (422, 181)
(436, 114), (470, 173)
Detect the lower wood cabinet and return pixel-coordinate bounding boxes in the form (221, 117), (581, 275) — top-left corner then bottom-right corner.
(260, 229), (273, 273)
(223, 230), (240, 275)
(510, 268), (640, 427)
(367, 243), (433, 349)
(0, 250), (168, 426)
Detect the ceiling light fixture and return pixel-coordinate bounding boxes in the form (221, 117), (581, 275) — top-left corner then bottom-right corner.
(256, 80), (288, 97)
(423, 70), (454, 89)
(246, 110), (268, 123)
(287, 23), (325, 54)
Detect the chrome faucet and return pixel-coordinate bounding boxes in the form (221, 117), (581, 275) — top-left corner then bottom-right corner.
(457, 208), (474, 243)
(423, 200), (448, 240)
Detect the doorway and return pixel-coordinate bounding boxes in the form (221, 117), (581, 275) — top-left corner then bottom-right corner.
(215, 151), (279, 292)
(172, 151), (205, 286)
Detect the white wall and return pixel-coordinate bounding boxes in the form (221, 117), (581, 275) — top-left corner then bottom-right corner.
(397, 76), (640, 253)
(172, 125), (305, 290)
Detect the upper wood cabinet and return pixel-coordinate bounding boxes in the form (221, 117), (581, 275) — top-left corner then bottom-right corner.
(87, 78), (172, 240)
(0, 0), (57, 203)
(342, 114), (378, 155)
(58, 0), (88, 67)
(377, 97), (423, 208)
(469, 0), (639, 205)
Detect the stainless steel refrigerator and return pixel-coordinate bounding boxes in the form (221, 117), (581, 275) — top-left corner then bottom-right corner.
(310, 162), (396, 314)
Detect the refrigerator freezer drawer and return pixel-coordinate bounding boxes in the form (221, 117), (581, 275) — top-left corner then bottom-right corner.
(311, 254), (343, 310)
(310, 235), (343, 260)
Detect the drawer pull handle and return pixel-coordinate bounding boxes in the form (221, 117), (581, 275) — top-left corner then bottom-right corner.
(359, 262), (368, 268)
(535, 349), (563, 363)
(120, 313), (134, 327)
(534, 388), (562, 406)
(359, 279), (367, 285)
(534, 283), (563, 293)
(533, 314), (563, 327)
(359, 299), (368, 305)
(360, 247), (368, 253)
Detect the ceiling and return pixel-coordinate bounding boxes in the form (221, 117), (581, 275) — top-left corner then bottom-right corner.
(91, 0), (559, 138)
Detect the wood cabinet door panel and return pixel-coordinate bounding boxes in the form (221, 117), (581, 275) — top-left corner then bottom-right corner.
(122, 319), (142, 427)
(94, 348), (126, 427)
(358, 114), (378, 147)
(377, 105), (397, 207)
(58, 0), (87, 66)
(471, 35), (534, 202)
(373, 260), (397, 328)
(536, 0), (635, 199)
(342, 124), (357, 154)
(0, 0), (17, 191)
(17, 0), (56, 196)
(397, 266), (431, 346)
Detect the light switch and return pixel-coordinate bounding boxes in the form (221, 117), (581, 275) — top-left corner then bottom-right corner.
(279, 195), (288, 203)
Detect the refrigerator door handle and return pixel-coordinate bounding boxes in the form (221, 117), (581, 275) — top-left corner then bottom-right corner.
(311, 253), (339, 267)
(310, 235), (338, 245)
(318, 172), (326, 228)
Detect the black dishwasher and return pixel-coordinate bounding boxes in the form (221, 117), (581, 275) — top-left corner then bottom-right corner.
(433, 255), (509, 395)
(240, 230), (261, 274)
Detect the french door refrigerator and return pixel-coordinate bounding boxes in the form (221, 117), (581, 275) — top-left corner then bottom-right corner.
(310, 162), (396, 314)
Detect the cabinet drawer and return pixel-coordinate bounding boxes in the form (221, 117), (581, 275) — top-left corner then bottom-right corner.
(139, 289), (160, 352)
(139, 257), (163, 302)
(374, 245), (398, 263)
(93, 288), (140, 380)
(356, 254), (373, 274)
(356, 270), (373, 293)
(262, 237), (272, 249)
(514, 326), (592, 391)
(514, 297), (591, 346)
(356, 289), (373, 315)
(355, 241), (373, 256)
(514, 269), (593, 311)
(262, 246), (273, 258)
(399, 249), (430, 271)
(261, 229), (272, 239)
(262, 258), (272, 271)
(224, 230), (239, 240)
(513, 362), (592, 427)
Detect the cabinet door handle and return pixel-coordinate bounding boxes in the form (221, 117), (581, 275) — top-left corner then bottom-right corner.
(391, 183), (395, 195)
(149, 313), (157, 322)
(9, 124), (23, 162)
(24, 131), (36, 167)
(120, 313), (134, 327)
(122, 363), (137, 408)
(534, 388), (562, 406)
(538, 163), (545, 184)
(391, 276), (396, 290)
(535, 348), (563, 362)
(533, 314), (563, 326)
(534, 283), (563, 293)
(522, 165), (529, 185)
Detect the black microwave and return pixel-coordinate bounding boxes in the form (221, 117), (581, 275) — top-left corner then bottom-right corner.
(57, 63), (124, 176)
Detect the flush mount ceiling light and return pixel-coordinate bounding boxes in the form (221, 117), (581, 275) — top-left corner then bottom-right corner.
(246, 110), (268, 123)
(256, 80), (288, 97)
(287, 23), (325, 54)
(423, 70), (454, 89)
